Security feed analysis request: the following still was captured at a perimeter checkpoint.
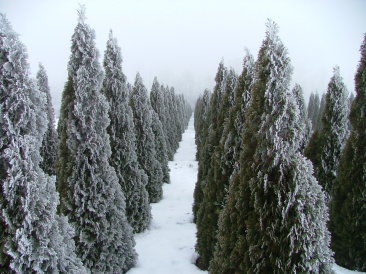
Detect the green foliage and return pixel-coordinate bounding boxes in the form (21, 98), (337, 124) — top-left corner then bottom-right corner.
(330, 34), (366, 271)
(210, 20), (333, 273)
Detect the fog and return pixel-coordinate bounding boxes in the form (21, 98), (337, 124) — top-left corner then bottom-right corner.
(2, 0), (365, 113)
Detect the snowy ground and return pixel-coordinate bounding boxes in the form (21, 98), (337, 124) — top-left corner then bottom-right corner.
(127, 117), (206, 274)
(126, 116), (363, 274)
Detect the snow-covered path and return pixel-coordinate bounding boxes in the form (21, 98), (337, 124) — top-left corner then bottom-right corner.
(127, 117), (206, 274)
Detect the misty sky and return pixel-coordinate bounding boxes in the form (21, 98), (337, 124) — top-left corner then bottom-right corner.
(2, 0), (365, 114)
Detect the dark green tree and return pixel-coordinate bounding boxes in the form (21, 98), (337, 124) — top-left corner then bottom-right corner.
(330, 34), (366, 272)
(315, 67), (349, 196)
(210, 20), (333, 273)
(195, 66), (236, 270)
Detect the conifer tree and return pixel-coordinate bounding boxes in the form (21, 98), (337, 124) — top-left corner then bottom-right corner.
(311, 67), (349, 196)
(130, 73), (163, 203)
(195, 61), (228, 269)
(0, 14), (86, 273)
(56, 8), (136, 272)
(307, 92), (321, 132)
(192, 89), (211, 222)
(292, 84), (311, 151)
(36, 63), (58, 176)
(102, 31), (151, 233)
(330, 34), (366, 272)
(151, 110), (170, 184)
(210, 20), (333, 273)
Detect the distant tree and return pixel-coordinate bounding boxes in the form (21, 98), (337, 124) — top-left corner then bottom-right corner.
(130, 73), (163, 203)
(330, 34), (366, 272)
(36, 63), (58, 176)
(0, 14), (86, 273)
(210, 20), (333, 273)
(56, 8), (136, 272)
(151, 110), (170, 184)
(195, 61), (228, 270)
(102, 31), (151, 233)
(307, 92), (321, 132)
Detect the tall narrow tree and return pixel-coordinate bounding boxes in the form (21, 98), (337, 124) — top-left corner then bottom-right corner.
(102, 31), (151, 233)
(330, 34), (366, 272)
(210, 20), (333, 273)
(0, 14), (86, 273)
(130, 73), (163, 203)
(195, 61), (228, 269)
(56, 8), (136, 272)
(307, 67), (349, 196)
(36, 63), (58, 176)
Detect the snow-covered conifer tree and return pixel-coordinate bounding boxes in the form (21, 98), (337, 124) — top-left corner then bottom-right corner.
(292, 84), (311, 150)
(210, 20), (333, 273)
(330, 34), (366, 272)
(0, 14), (86, 273)
(130, 73), (163, 203)
(102, 31), (151, 233)
(316, 67), (349, 196)
(56, 8), (136, 272)
(36, 63), (58, 176)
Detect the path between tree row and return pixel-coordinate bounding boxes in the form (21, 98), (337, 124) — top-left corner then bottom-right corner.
(126, 116), (361, 274)
(127, 117), (206, 274)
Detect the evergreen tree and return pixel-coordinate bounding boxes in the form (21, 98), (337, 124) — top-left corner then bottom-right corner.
(330, 34), (366, 272)
(151, 110), (170, 184)
(56, 8), (136, 272)
(307, 92), (321, 132)
(192, 89), (211, 222)
(316, 67), (349, 196)
(292, 84), (311, 151)
(36, 63), (58, 176)
(210, 20), (333, 273)
(195, 61), (228, 269)
(102, 31), (151, 233)
(130, 73), (163, 203)
(0, 14), (86, 273)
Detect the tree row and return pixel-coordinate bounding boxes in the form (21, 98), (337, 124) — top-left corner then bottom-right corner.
(0, 8), (191, 273)
(193, 20), (366, 273)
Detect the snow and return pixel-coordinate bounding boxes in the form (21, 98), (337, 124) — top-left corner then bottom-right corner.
(126, 115), (363, 274)
(127, 117), (206, 274)
(334, 265), (365, 274)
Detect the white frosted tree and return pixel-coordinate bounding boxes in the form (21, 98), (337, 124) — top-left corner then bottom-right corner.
(0, 14), (86, 273)
(102, 31), (151, 233)
(307, 92), (321, 132)
(36, 63), (58, 176)
(56, 8), (136, 272)
(130, 73), (163, 203)
(317, 66), (349, 196)
(292, 83), (311, 151)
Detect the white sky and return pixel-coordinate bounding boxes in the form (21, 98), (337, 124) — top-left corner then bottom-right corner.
(1, 0), (365, 114)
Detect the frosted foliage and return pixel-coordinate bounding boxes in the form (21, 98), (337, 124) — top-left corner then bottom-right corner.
(0, 14), (85, 273)
(102, 32), (151, 233)
(320, 67), (349, 194)
(59, 12), (136, 272)
(249, 153), (333, 273)
(130, 73), (163, 203)
(37, 64), (58, 176)
(223, 51), (254, 175)
(255, 20), (300, 167)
